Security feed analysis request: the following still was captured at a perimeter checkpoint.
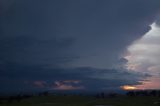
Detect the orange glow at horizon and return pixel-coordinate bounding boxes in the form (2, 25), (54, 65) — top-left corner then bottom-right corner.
(121, 85), (137, 90)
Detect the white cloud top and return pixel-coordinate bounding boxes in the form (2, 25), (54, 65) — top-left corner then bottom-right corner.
(124, 22), (160, 89)
(125, 22), (160, 75)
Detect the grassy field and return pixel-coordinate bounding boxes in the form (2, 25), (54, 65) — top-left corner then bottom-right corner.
(0, 95), (159, 106)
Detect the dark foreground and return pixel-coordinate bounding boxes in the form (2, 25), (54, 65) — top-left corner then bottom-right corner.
(0, 95), (160, 106)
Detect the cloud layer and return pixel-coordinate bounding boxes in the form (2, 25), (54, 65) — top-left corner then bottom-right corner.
(0, 62), (148, 93)
(0, 0), (159, 68)
(0, 0), (160, 93)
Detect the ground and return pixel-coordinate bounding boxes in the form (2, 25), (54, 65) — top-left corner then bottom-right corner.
(0, 95), (159, 106)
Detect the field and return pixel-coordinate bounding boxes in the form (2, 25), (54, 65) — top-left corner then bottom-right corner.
(0, 95), (160, 106)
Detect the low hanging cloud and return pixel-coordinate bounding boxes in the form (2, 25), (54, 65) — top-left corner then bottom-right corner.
(53, 80), (84, 90)
(0, 62), (149, 93)
(32, 81), (47, 88)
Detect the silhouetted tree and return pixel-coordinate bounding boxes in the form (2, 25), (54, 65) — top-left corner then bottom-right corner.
(150, 90), (157, 96)
(126, 91), (135, 97)
(100, 92), (105, 98)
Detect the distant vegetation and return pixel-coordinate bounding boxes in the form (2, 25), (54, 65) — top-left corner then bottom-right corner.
(0, 90), (160, 106)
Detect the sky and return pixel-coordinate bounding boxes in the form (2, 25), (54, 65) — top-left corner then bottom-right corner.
(0, 0), (160, 94)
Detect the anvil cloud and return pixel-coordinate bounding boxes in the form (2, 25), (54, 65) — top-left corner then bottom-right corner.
(0, 0), (160, 93)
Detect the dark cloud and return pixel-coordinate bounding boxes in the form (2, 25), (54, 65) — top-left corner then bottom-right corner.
(0, 0), (160, 93)
(0, 0), (159, 66)
(0, 63), (148, 93)
(155, 15), (160, 26)
(0, 36), (76, 66)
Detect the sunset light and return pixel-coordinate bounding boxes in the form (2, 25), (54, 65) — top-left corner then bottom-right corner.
(121, 85), (137, 90)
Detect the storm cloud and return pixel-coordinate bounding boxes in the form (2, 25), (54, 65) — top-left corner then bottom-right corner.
(0, 62), (148, 93)
(0, 0), (160, 93)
